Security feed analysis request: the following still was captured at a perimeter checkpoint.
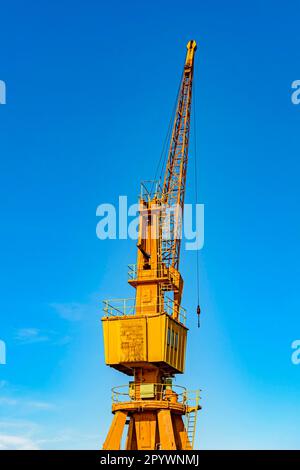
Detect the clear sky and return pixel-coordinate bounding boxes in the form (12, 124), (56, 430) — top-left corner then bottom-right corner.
(0, 0), (300, 450)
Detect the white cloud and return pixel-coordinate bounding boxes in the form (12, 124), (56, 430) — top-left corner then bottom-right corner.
(15, 328), (49, 344)
(0, 419), (101, 450)
(0, 434), (39, 450)
(0, 419), (40, 437)
(0, 380), (8, 389)
(0, 396), (56, 411)
(27, 401), (56, 410)
(0, 397), (18, 406)
(14, 328), (71, 346)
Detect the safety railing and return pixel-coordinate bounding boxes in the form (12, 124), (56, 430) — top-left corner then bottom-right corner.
(112, 383), (188, 404)
(184, 389), (201, 410)
(102, 298), (136, 317)
(102, 296), (186, 325)
(164, 297), (187, 324)
(128, 263), (180, 284)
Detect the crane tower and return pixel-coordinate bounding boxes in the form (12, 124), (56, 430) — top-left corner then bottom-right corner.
(102, 40), (200, 450)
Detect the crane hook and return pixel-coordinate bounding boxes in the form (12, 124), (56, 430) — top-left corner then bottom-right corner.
(197, 304), (201, 328)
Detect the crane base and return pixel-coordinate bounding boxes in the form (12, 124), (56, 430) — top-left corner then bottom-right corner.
(102, 401), (192, 450)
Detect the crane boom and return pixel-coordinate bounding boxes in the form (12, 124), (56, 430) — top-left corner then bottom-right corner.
(162, 39), (197, 270)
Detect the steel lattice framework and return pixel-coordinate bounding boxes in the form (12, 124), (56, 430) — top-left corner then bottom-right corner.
(162, 40), (196, 270)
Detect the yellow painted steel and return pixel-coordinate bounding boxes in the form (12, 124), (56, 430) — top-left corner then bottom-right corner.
(102, 312), (187, 374)
(102, 40), (200, 450)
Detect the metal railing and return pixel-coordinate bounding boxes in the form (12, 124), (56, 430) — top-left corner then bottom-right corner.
(112, 383), (188, 404)
(111, 383), (201, 449)
(164, 297), (187, 324)
(128, 263), (181, 285)
(102, 296), (186, 325)
(102, 298), (136, 317)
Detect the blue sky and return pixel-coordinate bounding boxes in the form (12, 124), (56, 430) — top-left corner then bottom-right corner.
(0, 0), (300, 449)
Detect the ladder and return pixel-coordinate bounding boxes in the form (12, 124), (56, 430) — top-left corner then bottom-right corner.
(184, 390), (200, 449)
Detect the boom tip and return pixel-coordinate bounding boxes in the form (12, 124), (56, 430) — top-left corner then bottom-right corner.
(187, 39), (197, 50)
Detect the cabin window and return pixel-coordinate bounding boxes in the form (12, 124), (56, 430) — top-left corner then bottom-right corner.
(175, 332), (178, 350)
(171, 330), (174, 348)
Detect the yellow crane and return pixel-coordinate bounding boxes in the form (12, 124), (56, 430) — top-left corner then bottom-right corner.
(102, 40), (200, 450)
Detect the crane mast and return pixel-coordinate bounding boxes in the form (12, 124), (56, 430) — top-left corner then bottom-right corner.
(102, 40), (200, 450)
